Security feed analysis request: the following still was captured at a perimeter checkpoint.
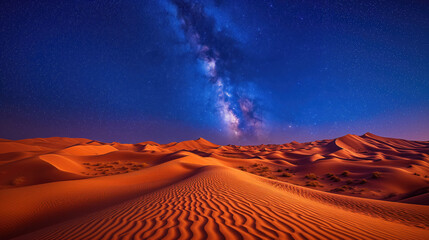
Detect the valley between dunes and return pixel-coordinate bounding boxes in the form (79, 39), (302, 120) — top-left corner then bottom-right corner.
(1, 133), (428, 239)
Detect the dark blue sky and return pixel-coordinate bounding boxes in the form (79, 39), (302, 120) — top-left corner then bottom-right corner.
(1, 0), (428, 145)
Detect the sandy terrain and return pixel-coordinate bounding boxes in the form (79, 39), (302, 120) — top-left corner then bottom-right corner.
(0, 133), (428, 239)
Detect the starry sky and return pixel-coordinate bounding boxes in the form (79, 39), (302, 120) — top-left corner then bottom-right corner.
(0, 0), (428, 145)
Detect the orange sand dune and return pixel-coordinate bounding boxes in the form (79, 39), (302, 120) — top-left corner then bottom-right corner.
(0, 133), (428, 239)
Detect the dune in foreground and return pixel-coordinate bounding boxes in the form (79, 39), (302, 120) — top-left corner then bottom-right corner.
(0, 133), (428, 239)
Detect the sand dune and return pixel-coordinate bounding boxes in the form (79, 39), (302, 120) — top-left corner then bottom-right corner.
(57, 145), (118, 156)
(1, 133), (428, 239)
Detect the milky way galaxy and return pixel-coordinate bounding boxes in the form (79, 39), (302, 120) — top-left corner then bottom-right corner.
(168, 0), (263, 139)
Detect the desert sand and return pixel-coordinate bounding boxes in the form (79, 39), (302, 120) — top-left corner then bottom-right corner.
(0, 133), (428, 239)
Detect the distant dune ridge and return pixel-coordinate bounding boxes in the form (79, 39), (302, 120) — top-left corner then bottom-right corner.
(0, 133), (428, 239)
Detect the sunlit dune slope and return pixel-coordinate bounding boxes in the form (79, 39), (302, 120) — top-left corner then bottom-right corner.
(0, 133), (428, 239)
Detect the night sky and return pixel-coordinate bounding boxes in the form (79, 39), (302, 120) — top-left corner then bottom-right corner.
(1, 0), (428, 145)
